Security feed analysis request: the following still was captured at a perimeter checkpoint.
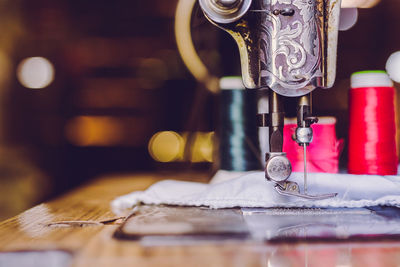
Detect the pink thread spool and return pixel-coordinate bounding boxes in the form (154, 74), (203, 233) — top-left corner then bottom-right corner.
(283, 117), (343, 173)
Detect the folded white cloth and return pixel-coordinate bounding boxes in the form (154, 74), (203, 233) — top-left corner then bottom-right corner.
(111, 172), (400, 215)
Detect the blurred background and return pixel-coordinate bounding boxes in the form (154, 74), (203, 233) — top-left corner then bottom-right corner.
(0, 0), (399, 220)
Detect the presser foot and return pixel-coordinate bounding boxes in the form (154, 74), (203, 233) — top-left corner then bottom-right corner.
(265, 153), (337, 201)
(274, 181), (338, 200)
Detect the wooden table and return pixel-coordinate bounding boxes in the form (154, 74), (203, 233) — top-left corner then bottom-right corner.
(0, 172), (400, 267)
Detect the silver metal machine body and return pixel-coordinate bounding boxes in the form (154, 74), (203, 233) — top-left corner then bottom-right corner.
(199, 0), (341, 96)
(199, 0), (341, 199)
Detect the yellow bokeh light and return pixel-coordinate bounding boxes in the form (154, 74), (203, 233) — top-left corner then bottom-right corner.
(148, 131), (184, 162)
(190, 132), (214, 163)
(17, 57), (55, 89)
(65, 116), (124, 146)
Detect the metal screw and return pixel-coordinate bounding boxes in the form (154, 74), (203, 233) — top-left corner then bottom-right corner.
(272, 9), (280, 15)
(272, 8), (295, 17)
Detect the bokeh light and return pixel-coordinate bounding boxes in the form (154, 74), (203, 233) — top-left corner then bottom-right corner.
(386, 51), (400, 83)
(65, 116), (124, 146)
(190, 132), (214, 163)
(148, 131), (214, 163)
(148, 131), (185, 162)
(17, 57), (55, 89)
(339, 8), (358, 31)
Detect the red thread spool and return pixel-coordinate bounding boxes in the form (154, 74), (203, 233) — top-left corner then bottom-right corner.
(348, 71), (398, 175)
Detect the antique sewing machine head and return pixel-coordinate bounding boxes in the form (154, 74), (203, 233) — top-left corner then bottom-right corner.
(199, 0), (341, 199)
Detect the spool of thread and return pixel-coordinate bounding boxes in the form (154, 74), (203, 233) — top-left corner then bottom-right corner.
(218, 77), (261, 171)
(283, 117), (343, 173)
(348, 71), (397, 175)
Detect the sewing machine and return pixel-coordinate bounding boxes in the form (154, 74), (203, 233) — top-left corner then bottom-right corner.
(198, 0), (340, 199)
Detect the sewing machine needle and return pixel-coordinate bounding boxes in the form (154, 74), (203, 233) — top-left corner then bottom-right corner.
(303, 143), (307, 195)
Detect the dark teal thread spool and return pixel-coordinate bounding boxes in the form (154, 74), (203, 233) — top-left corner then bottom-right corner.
(218, 77), (261, 171)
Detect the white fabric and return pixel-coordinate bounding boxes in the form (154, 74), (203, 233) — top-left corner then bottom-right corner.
(209, 170), (257, 184)
(111, 172), (400, 215)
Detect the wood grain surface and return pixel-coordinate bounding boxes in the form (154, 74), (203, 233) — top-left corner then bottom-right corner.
(0, 172), (400, 267)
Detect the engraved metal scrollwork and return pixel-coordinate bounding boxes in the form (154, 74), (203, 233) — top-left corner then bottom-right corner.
(258, 0), (323, 96)
(200, 0), (341, 96)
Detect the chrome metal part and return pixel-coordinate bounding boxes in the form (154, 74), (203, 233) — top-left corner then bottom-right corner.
(295, 94), (317, 195)
(295, 127), (313, 144)
(199, 0), (341, 201)
(267, 178), (337, 200)
(199, 0), (342, 96)
(199, 0), (252, 24)
(268, 91), (284, 153)
(275, 183), (338, 200)
(303, 143), (307, 194)
(265, 152), (292, 182)
(217, 0), (240, 6)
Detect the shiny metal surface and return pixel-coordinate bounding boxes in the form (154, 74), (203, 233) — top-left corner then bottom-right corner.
(295, 94), (315, 196)
(200, 0), (342, 96)
(268, 91), (284, 153)
(303, 143), (308, 194)
(295, 127), (313, 144)
(275, 183), (338, 200)
(200, 0), (342, 200)
(118, 205), (248, 237)
(265, 152), (292, 182)
(217, 0), (240, 6)
(199, 0), (252, 24)
(118, 205), (400, 243)
(242, 206), (400, 241)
